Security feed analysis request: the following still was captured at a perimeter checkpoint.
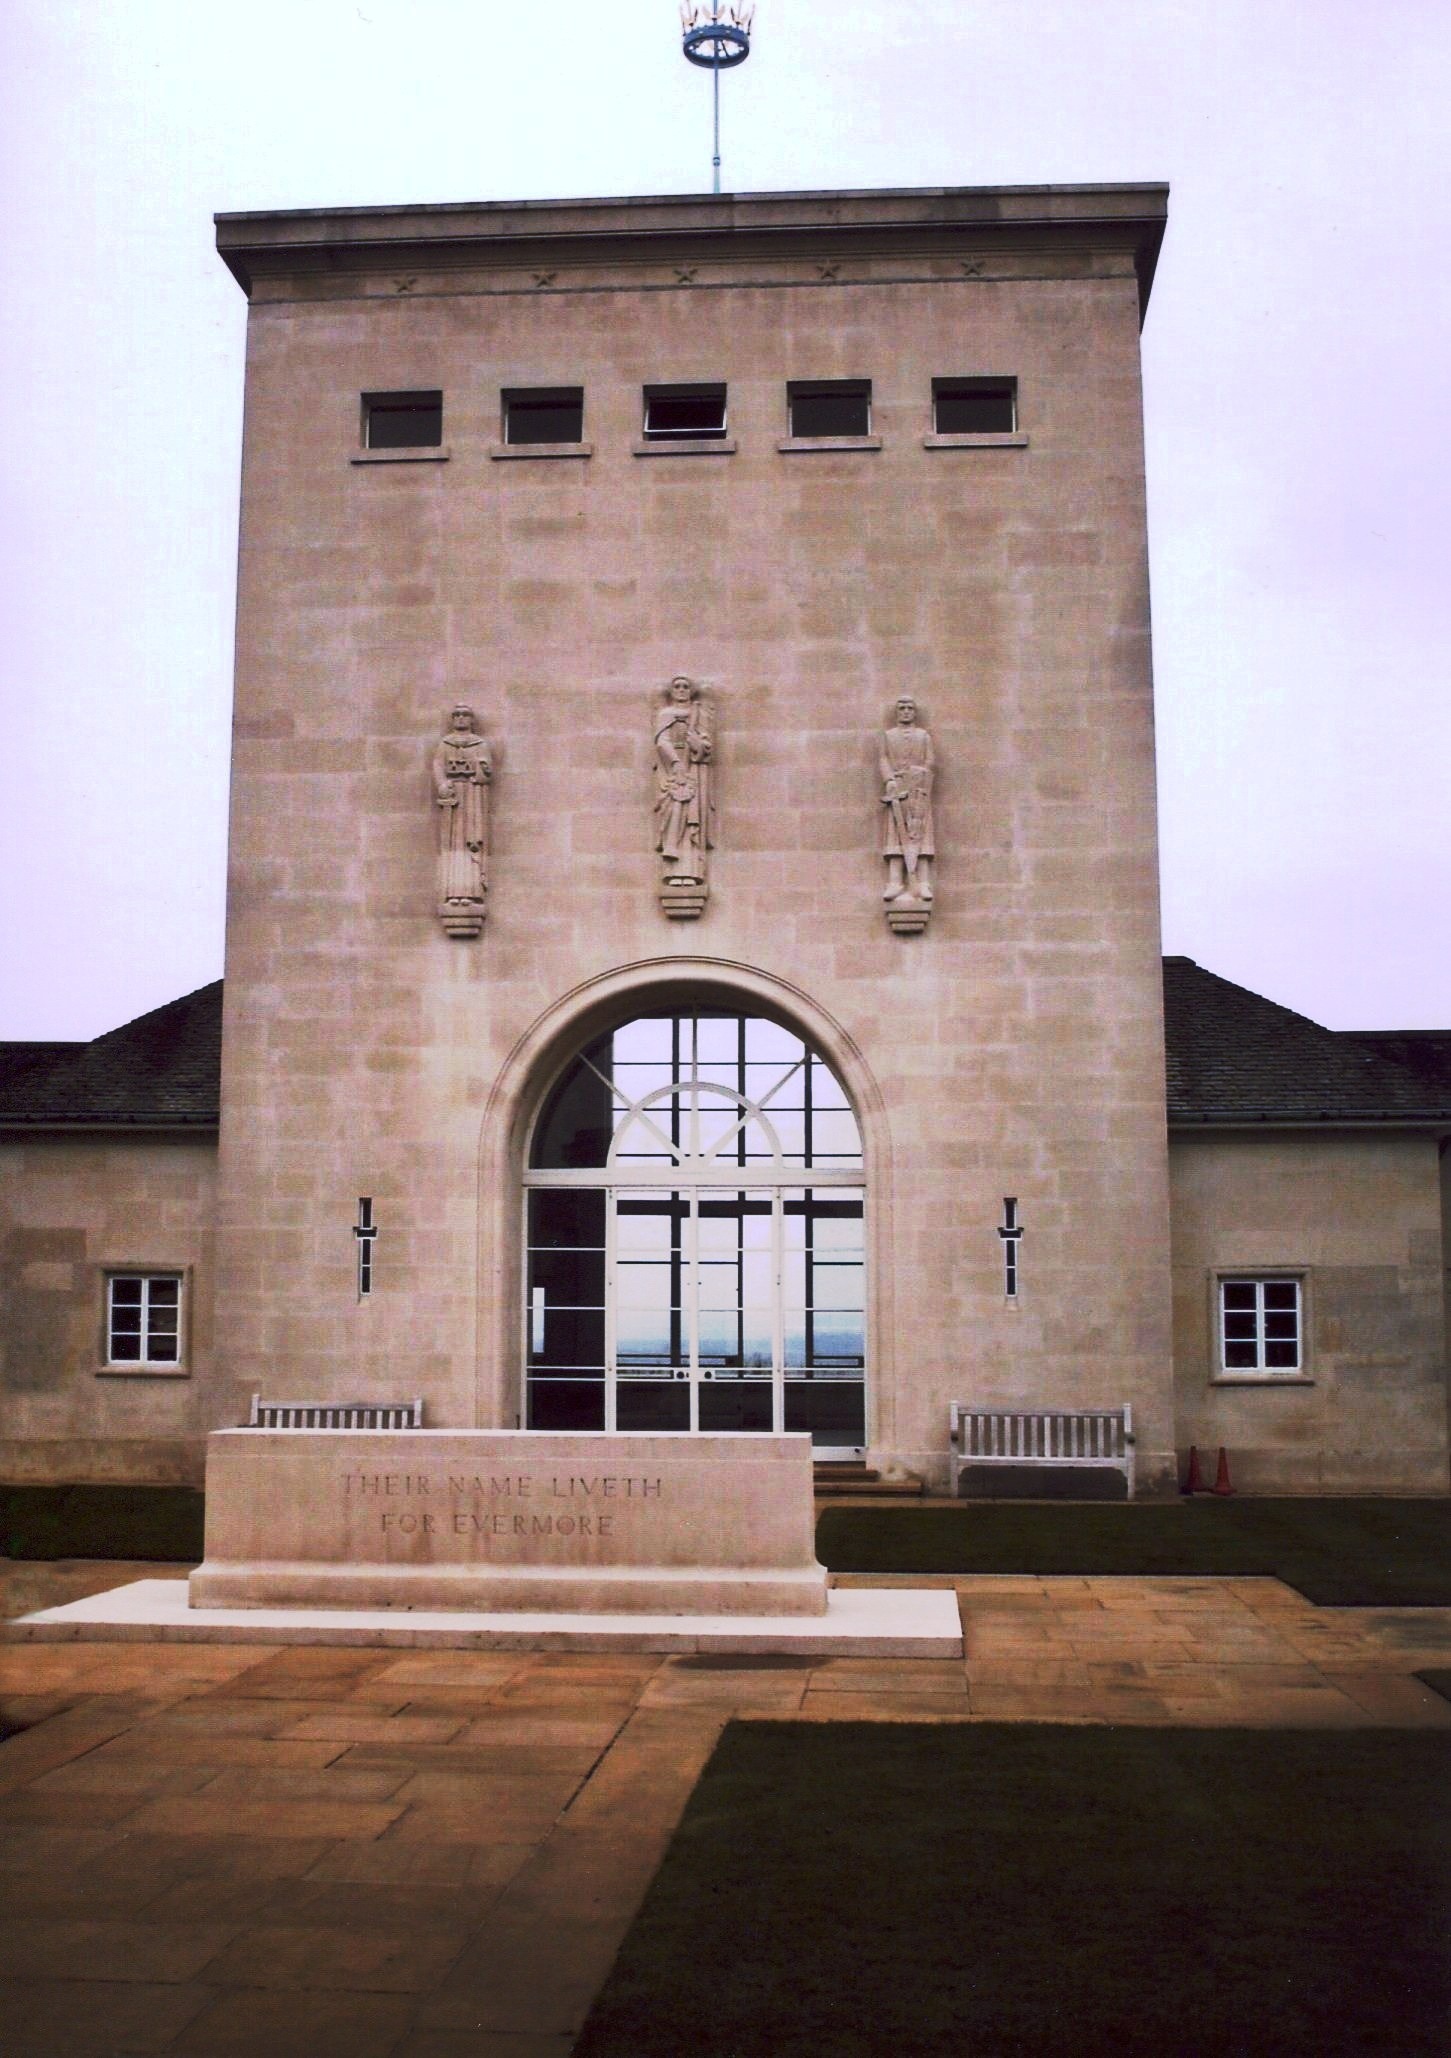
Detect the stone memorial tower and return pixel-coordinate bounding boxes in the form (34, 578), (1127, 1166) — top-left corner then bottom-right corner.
(210, 185), (1176, 1493)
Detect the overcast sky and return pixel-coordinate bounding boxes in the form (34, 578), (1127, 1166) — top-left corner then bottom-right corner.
(1, 0), (1447, 1039)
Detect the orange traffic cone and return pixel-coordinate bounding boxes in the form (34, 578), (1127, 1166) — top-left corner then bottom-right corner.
(1182, 1445), (1203, 1496)
(1212, 1446), (1233, 1496)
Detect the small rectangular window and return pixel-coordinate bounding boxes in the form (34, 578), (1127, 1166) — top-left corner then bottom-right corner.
(643, 384), (728, 440)
(1218, 1277), (1303, 1374)
(932, 378), (1017, 435)
(362, 390), (443, 449)
(503, 387), (584, 445)
(107, 1273), (183, 1368)
(788, 381), (871, 439)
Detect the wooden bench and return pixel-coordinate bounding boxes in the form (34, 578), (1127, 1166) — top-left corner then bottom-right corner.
(246, 1396), (424, 1430)
(949, 1405), (1135, 1498)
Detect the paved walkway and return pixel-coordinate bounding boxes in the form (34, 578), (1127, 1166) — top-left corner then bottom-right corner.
(2, 1567), (1449, 2056)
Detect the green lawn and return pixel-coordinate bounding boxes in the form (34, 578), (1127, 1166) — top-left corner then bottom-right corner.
(0, 1484), (204, 1563)
(575, 1721), (1451, 2058)
(817, 1497), (1451, 1606)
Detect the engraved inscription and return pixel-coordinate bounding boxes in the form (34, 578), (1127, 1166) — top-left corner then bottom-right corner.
(341, 1469), (664, 1549)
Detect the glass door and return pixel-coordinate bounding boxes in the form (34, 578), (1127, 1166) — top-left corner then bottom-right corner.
(612, 1186), (778, 1432)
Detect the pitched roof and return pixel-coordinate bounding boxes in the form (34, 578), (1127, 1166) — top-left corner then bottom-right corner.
(0, 982), (222, 1127)
(2, 964), (1447, 1131)
(1163, 958), (1451, 1126)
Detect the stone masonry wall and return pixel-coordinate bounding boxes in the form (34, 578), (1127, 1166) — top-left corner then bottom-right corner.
(0, 1134), (217, 1484)
(1170, 1132), (1451, 1492)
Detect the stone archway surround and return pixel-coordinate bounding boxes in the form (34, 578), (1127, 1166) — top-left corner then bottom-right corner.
(473, 957), (896, 1452)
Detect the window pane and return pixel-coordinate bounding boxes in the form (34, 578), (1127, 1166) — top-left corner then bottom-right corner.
(644, 389), (727, 439)
(813, 1261), (863, 1312)
(1264, 1313), (1299, 1340)
(613, 1018), (676, 1065)
(813, 1312), (864, 1364)
(147, 1334), (179, 1363)
(1264, 1341), (1299, 1369)
(109, 1332), (142, 1361)
(745, 1019), (804, 1065)
(148, 1277), (180, 1309)
(504, 389), (583, 444)
(1223, 1315), (1258, 1343)
(934, 381), (1015, 433)
(528, 1378), (604, 1431)
(790, 384), (870, 437)
(528, 1189), (606, 1250)
(1221, 1282), (1256, 1311)
(110, 1277), (143, 1307)
(532, 1058), (615, 1169)
(810, 1109), (863, 1160)
(364, 391), (443, 448)
(1263, 1283), (1299, 1310)
(1223, 1341), (1258, 1369)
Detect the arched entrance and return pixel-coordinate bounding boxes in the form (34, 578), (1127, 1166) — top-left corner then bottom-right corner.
(524, 1006), (865, 1449)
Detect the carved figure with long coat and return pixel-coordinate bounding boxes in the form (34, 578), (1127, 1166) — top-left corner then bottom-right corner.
(653, 676), (715, 887)
(880, 695), (935, 901)
(432, 705), (491, 917)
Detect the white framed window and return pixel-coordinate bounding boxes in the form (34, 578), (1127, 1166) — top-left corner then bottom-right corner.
(1218, 1276), (1303, 1375)
(106, 1273), (183, 1369)
(642, 384), (728, 440)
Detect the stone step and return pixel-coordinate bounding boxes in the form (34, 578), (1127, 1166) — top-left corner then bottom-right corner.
(813, 1462), (926, 1500)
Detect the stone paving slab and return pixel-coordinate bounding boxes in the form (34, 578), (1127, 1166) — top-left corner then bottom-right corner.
(8, 1577), (964, 1656)
(2, 1569), (1449, 2054)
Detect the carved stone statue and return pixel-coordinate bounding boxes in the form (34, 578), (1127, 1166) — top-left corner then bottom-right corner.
(653, 675), (715, 919)
(880, 694), (935, 934)
(432, 705), (491, 937)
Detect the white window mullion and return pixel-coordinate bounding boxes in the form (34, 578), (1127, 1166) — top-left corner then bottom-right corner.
(771, 1188), (785, 1434)
(687, 1187), (700, 1432)
(604, 1189), (618, 1432)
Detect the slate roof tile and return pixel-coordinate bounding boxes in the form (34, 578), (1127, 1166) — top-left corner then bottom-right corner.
(1163, 957), (1451, 1124)
(0, 982), (222, 1126)
(2, 965), (1447, 1130)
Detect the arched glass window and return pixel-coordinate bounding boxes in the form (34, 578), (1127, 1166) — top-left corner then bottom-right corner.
(524, 1009), (865, 1449)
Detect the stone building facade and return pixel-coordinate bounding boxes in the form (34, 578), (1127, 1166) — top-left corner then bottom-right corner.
(2, 187), (1448, 1495)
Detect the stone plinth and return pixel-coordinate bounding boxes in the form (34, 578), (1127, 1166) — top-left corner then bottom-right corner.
(189, 1430), (829, 1615)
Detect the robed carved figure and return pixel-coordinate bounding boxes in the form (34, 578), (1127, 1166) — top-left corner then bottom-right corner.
(880, 694), (935, 934)
(653, 676), (716, 919)
(432, 705), (491, 937)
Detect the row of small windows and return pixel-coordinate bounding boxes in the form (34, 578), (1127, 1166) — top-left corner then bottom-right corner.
(361, 378), (1019, 451)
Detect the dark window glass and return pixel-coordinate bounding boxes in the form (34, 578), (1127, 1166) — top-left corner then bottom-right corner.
(789, 382), (871, 438)
(503, 388), (584, 444)
(933, 379), (1017, 434)
(111, 1277), (143, 1307)
(528, 1378), (605, 1431)
(616, 1381), (692, 1432)
(363, 391), (443, 448)
(643, 387), (727, 439)
(532, 1053), (614, 1170)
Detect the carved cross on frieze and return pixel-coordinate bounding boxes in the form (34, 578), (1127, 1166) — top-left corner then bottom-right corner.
(997, 1197), (1023, 1299)
(353, 1198), (378, 1299)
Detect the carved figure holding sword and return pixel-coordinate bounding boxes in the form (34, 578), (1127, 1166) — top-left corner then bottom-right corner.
(880, 694), (935, 904)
